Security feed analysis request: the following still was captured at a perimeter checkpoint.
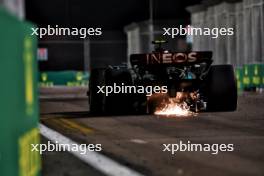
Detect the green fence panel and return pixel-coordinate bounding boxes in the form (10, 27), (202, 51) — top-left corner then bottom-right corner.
(260, 64), (264, 88)
(0, 7), (41, 176)
(39, 71), (89, 86)
(252, 64), (262, 88)
(243, 63), (264, 90)
(235, 67), (243, 93)
(243, 64), (253, 89)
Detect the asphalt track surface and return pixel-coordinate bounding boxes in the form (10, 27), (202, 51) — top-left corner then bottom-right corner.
(40, 87), (264, 176)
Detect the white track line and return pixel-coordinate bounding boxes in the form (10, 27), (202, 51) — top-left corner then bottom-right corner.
(40, 124), (144, 176)
(130, 139), (148, 144)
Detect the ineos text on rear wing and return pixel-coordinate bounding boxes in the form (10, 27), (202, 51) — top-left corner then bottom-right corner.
(130, 52), (213, 67)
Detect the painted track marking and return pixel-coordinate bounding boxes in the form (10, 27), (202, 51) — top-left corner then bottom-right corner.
(40, 124), (144, 176)
(130, 139), (148, 144)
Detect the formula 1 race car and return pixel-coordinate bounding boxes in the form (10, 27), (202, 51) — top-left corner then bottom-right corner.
(88, 40), (237, 115)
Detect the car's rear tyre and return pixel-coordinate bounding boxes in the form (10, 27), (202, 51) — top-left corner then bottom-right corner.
(89, 67), (134, 115)
(207, 65), (237, 111)
(89, 68), (106, 114)
(104, 67), (134, 114)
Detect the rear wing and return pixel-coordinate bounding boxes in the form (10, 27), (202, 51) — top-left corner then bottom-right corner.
(130, 51), (212, 67)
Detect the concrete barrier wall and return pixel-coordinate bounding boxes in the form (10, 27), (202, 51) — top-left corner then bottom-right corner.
(0, 0), (24, 20)
(250, 0), (264, 63)
(206, 6), (217, 61)
(236, 3), (244, 66)
(188, 0), (264, 65)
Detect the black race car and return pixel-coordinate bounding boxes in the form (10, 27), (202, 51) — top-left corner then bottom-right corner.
(88, 40), (237, 115)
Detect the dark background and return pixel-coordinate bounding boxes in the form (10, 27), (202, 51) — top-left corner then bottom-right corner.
(25, 0), (203, 71)
(25, 0), (203, 29)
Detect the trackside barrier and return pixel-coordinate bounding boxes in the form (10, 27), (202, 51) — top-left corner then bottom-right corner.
(243, 63), (264, 91)
(235, 67), (243, 93)
(260, 64), (264, 90)
(39, 71), (89, 87)
(0, 7), (41, 176)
